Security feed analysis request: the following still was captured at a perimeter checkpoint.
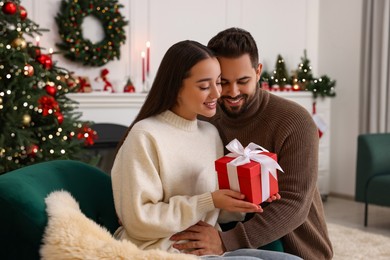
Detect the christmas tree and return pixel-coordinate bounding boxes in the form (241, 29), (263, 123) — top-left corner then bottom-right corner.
(296, 49), (313, 89)
(0, 0), (96, 174)
(271, 54), (290, 89)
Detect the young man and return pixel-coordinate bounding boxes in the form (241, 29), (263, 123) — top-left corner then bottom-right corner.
(170, 28), (333, 260)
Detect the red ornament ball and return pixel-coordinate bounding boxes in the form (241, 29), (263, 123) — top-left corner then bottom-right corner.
(2, 2), (17, 15)
(19, 5), (27, 20)
(36, 54), (53, 70)
(45, 85), (57, 96)
(55, 112), (64, 124)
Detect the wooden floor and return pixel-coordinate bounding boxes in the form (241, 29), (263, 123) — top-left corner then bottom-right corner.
(323, 196), (390, 237)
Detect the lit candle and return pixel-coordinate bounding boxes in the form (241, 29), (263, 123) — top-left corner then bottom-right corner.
(146, 41), (150, 76)
(141, 51), (146, 83)
(35, 36), (40, 46)
(49, 48), (53, 57)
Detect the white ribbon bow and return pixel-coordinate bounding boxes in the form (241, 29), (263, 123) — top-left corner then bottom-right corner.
(225, 139), (284, 200)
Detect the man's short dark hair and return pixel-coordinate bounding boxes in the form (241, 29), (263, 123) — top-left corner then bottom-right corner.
(207, 27), (259, 68)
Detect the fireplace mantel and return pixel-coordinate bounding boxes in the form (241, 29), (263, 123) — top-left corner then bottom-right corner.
(68, 93), (147, 126)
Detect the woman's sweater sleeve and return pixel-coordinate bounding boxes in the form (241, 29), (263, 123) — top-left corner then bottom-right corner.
(111, 129), (216, 241)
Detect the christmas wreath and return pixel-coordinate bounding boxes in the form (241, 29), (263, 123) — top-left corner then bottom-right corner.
(55, 0), (127, 67)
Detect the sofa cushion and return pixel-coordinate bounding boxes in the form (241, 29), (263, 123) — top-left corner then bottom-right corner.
(367, 174), (390, 206)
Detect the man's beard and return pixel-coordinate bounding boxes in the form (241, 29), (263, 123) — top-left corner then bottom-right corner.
(218, 94), (249, 118)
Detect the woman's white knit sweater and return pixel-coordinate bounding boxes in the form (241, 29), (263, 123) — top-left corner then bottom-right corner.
(111, 110), (225, 252)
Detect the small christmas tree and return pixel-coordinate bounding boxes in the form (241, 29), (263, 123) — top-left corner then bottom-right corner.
(0, 0), (96, 174)
(296, 49), (313, 89)
(271, 54), (290, 89)
(259, 70), (271, 90)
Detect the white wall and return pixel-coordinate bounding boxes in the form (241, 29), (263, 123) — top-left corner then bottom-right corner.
(318, 0), (363, 197)
(22, 0), (319, 90)
(21, 0), (364, 197)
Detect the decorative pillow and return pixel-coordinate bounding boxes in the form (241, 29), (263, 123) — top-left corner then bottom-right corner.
(40, 190), (197, 260)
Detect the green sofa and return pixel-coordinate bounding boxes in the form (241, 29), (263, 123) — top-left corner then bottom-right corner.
(0, 160), (119, 260)
(355, 133), (390, 226)
(0, 159), (283, 259)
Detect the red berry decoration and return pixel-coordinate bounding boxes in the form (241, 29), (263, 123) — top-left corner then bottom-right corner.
(77, 124), (97, 146)
(19, 5), (27, 20)
(45, 85), (57, 96)
(36, 54), (53, 70)
(2, 2), (17, 15)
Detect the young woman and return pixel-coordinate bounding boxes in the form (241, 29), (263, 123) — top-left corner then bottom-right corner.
(111, 40), (301, 260)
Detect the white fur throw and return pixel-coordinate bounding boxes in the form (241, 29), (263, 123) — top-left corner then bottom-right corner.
(40, 190), (198, 260)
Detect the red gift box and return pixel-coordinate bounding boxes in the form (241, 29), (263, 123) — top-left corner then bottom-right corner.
(214, 139), (283, 204)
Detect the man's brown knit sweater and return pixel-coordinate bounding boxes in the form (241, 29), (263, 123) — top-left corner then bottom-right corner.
(205, 88), (333, 260)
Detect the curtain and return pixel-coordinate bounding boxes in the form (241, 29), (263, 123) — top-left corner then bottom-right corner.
(360, 0), (390, 133)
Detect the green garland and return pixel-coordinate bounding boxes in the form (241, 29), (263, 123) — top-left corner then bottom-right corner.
(55, 0), (128, 67)
(306, 75), (336, 99)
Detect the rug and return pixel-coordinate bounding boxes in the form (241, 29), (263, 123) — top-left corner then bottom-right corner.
(327, 222), (390, 259)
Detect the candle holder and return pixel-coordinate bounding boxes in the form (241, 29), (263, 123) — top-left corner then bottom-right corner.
(142, 77), (150, 93)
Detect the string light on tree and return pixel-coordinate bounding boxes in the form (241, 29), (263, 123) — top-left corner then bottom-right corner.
(35, 36), (40, 46)
(23, 64), (34, 77)
(22, 114), (31, 126)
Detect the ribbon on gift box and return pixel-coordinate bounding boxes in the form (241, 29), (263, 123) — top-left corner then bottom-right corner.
(225, 139), (284, 200)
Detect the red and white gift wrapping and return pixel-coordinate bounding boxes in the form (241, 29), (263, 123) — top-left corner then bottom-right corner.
(215, 139), (284, 204)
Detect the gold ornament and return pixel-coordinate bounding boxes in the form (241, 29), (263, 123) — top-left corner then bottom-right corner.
(11, 37), (27, 49)
(22, 114), (31, 126)
(23, 64), (34, 77)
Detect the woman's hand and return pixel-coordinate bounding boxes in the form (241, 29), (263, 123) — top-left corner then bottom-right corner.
(211, 189), (263, 213)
